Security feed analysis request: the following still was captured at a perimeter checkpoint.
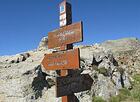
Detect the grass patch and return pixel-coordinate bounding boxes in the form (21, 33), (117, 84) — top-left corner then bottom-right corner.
(131, 88), (140, 101)
(108, 74), (140, 102)
(130, 74), (140, 101)
(109, 88), (130, 102)
(93, 97), (106, 102)
(119, 88), (131, 97)
(132, 74), (140, 85)
(109, 96), (120, 102)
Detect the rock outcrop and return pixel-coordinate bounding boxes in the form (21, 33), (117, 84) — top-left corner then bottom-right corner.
(37, 37), (48, 51)
(0, 37), (140, 102)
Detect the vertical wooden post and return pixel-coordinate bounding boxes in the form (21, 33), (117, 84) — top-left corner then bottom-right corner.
(61, 69), (68, 102)
(59, 0), (73, 102)
(60, 44), (73, 102)
(60, 45), (68, 102)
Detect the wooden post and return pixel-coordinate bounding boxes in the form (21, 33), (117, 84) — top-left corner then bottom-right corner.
(59, 0), (72, 101)
(60, 44), (73, 102)
(61, 69), (68, 102)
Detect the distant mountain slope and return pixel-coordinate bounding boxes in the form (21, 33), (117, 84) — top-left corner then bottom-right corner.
(100, 37), (140, 52)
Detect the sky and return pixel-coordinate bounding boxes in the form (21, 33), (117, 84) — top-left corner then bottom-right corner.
(0, 0), (140, 56)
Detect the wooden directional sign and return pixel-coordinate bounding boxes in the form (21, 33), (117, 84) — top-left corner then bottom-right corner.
(56, 74), (93, 97)
(41, 48), (80, 70)
(48, 22), (83, 49)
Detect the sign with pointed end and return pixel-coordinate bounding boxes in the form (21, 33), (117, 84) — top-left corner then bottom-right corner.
(41, 48), (80, 70)
(48, 22), (83, 49)
(56, 74), (93, 97)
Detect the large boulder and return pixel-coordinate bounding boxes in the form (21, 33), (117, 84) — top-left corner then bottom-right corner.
(37, 37), (48, 51)
(92, 74), (119, 100)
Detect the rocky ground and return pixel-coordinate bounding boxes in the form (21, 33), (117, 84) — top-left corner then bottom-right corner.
(0, 37), (140, 102)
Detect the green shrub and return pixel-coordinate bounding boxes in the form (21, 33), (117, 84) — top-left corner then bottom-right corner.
(98, 67), (108, 76)
(93, 96), (106, 102)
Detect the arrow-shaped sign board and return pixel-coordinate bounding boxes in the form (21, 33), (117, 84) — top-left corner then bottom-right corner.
(42, 48), (80, 70)
(48, 22), (83, 49)
(56, 74), (93, 97)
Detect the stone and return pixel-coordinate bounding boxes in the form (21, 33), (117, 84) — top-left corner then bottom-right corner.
(37, 37), (48, 51)
(112, 72), (123, 89)
(122, 72), (132, 89)
(92, 74), (119, 101)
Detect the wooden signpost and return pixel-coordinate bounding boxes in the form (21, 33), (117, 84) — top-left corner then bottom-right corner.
(41, 0), (93, 102)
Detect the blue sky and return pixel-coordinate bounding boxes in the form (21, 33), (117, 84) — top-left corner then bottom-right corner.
(0, 0), (140, 55)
